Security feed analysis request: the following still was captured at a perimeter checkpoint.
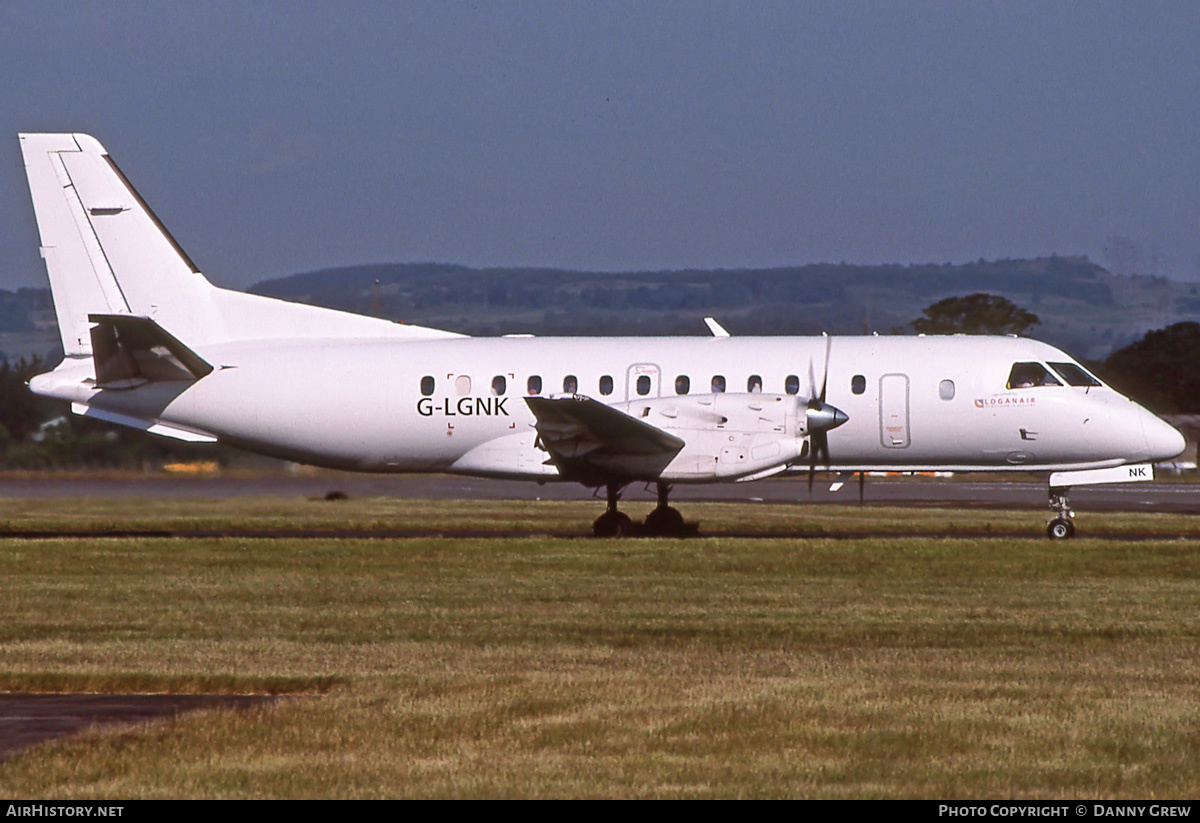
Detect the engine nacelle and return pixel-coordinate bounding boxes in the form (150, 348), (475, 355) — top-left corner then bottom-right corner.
(613, 393), (807, 481)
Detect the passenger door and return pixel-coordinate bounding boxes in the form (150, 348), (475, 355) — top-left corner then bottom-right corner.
(879, 373), (910, 448)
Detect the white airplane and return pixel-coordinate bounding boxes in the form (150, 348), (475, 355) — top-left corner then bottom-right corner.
(17, 133), (1186, 538)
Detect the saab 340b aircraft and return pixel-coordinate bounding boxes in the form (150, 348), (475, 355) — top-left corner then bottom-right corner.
(17, 133), (1185, 538)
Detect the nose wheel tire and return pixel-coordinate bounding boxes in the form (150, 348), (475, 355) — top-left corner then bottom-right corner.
(1046, 485), (1076, 540)
(1047, 517), (1075, 540)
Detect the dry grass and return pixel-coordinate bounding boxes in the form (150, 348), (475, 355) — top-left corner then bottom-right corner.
(0, 522), (1198, 798)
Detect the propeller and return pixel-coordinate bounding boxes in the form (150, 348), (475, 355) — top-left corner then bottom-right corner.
(806, 334), (850, 492)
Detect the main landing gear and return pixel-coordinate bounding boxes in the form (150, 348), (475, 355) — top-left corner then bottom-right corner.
(591, 482), (693, 537)
(592, 483), (634, 537)
(1047, 485), (1076, 540)
(644, 482), (686, 536)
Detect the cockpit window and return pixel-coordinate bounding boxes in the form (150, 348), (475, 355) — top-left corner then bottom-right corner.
(1047, 361), (1102, 387)
(1006, 362), (1062, 389)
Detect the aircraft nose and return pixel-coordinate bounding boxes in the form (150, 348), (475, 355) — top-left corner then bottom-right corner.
(1141, 409), (1186, 462)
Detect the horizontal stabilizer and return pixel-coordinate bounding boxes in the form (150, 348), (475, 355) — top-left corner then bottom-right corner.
(525, 395), (685, 483)
(71, 402), (218, 442)
(89, 314), (213, 388)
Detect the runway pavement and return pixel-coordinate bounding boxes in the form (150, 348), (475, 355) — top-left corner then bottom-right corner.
(0, 472), (1194, 512)
(0, 694), (280, 763)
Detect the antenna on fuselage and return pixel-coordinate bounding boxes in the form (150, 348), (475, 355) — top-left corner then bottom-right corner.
(703, 317), (730, 338)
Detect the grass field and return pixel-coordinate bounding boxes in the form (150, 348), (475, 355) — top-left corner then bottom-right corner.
(0, 498), (1198, 798)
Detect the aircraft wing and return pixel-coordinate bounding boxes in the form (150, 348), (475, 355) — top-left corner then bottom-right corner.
(525, 395), (685, 483)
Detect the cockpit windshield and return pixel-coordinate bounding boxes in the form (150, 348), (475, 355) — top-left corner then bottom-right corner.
(1047, 361), (1103, 387)
(1006, 362), (1062, 389)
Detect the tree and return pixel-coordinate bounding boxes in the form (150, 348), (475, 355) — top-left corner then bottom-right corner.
(910, 293), (1040, 336)
(1103, 322), (1200, 413)
(0, 356), (59, 442)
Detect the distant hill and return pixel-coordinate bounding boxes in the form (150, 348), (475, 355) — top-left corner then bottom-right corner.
(248, 257), (1191, 359)
(6, 257), (1198, 362)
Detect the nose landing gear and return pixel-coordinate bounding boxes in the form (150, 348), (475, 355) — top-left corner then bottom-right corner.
(1047, 486), (1075, 540)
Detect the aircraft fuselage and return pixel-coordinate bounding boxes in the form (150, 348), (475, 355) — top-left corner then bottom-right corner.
(32, 333), (1183, 481)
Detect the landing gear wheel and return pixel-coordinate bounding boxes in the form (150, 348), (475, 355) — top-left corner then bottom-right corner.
(644, 505), (685, 536)
(1046, 485), (1076, 540)
(1047, 517), (1075, 540)
(593, 510), (633, 538)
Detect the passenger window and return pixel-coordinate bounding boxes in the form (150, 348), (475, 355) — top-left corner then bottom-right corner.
(491, 375), (506, 396)
(563, 375), (578, 394)
(785, 375), (800, 395)
(636, 375), (651, 396)
(527, 375), (542, 395)
(939, 379), (955, 400)
(1007, 363), (1061, 389)
(455, 375), (471, 396)
(675, 375), (690, 395)
(711, 375), (726, 393)
(1047, 362), (1102, 387)
(420, 376), (435, 396)
(747, 375), (762, 393)
(599, 375), (613, 395)
(851, 375), (866, 395)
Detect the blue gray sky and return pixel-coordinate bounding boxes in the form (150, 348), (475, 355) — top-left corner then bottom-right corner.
(3, 1), (1198, 290)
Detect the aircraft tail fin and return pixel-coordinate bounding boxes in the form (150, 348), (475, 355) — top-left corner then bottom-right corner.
(19, 133), (218, 356)
(19, 133), (461, 356)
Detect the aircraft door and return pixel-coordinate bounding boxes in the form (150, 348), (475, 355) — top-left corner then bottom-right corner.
(879, 373), (910, 448)
(625, 363), (662, 400)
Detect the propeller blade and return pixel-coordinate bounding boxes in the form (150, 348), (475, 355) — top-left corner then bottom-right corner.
(805, 335), (842, 496)
(819, 333), (831, 403)
(807, 431), (828, 493)
(858, 470), (865, 505)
